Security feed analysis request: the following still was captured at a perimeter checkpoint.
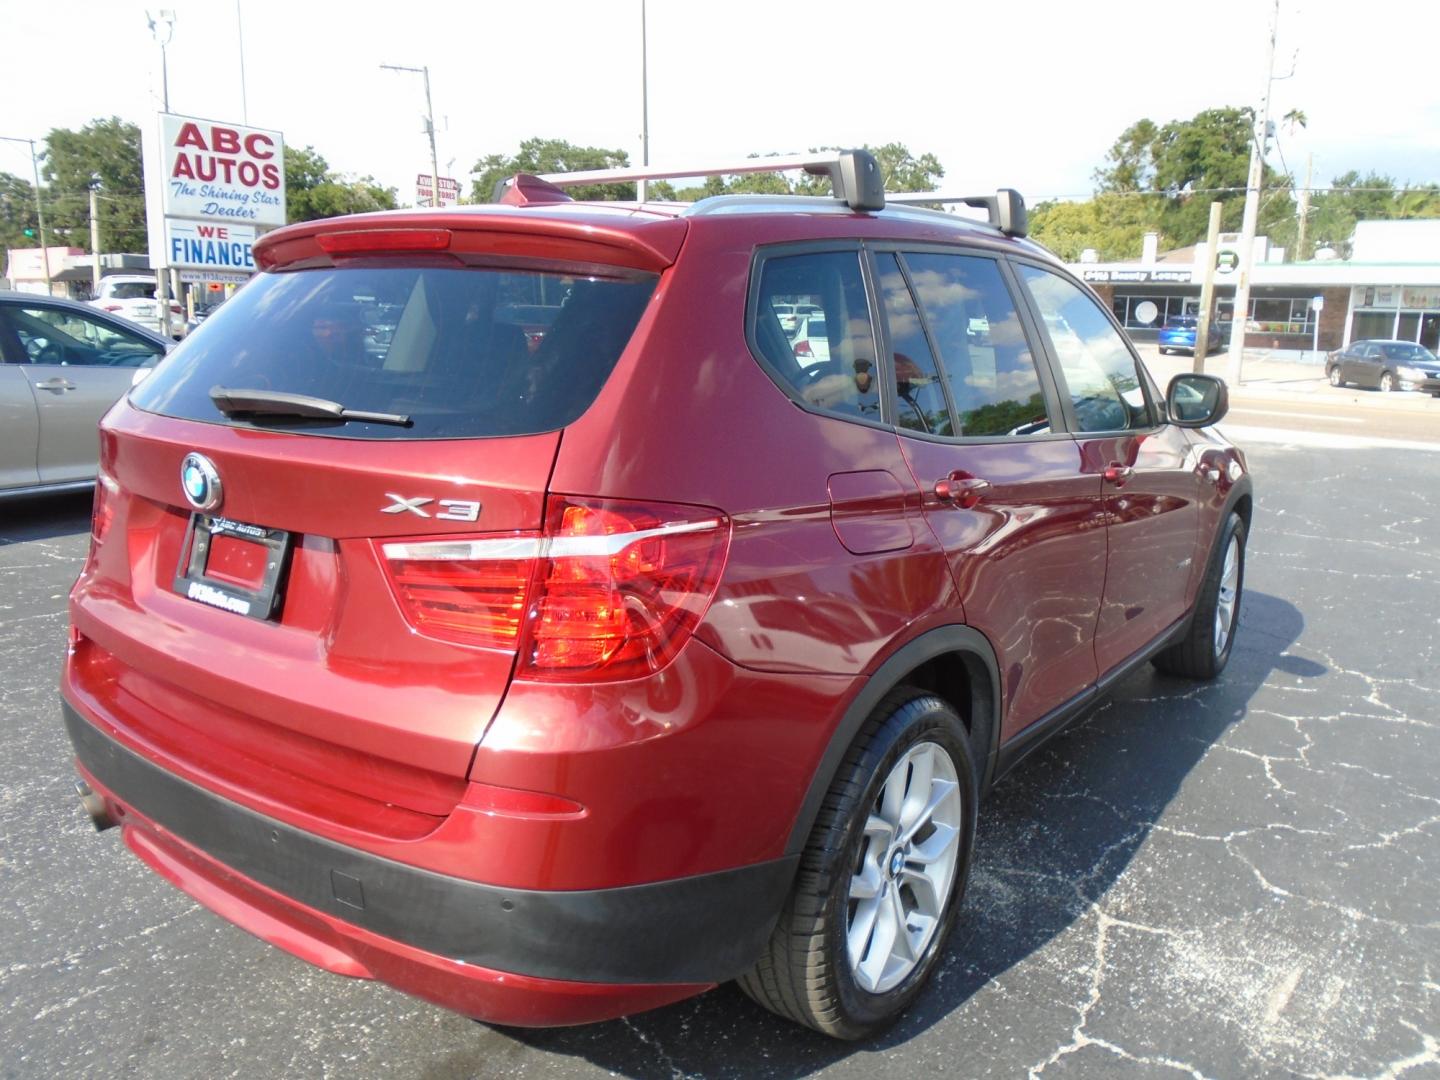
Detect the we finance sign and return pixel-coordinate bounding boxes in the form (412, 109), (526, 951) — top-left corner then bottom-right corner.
(166, 220), (256, 273)
(161, 114), (285, 227)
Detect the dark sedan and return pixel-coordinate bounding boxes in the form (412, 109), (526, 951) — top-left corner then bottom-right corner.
(1327, 339), (1440, 395)
(1, 291), (172, 498)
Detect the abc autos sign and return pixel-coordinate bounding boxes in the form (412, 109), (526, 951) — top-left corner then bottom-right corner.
(160, 114), (286, 228)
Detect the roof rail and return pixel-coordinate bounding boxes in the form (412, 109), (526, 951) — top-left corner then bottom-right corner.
(884, 189), (1028, 238)
(491, 149), (886, 213)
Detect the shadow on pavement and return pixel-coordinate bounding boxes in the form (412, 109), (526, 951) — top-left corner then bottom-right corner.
(0, 492), (94, 547)
(467, 591), (1311, 1080)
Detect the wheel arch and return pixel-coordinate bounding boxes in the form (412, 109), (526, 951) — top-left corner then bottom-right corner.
(783, 624), (1001, 857)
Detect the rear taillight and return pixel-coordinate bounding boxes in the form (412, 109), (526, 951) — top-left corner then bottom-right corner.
(91, 472), (118, 545)
(379, 497), (729, 682)
(102, 304), (123, 312)
(793, 339), (812, 358)
(379, 538), (536, 650)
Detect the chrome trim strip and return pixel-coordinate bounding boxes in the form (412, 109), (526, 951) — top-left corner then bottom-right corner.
(381, 519), (722, 563)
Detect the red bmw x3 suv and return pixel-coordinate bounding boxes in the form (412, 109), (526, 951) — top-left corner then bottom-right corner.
(62, 150), (1250, 1039)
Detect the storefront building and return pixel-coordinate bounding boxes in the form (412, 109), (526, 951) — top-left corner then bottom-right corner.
(1072, 220), (1440, 354)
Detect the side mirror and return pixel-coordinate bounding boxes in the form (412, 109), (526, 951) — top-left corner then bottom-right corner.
(1166, 372), (1229, 428)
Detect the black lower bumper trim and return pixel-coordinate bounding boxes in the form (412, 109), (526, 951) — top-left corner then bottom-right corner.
(62, 699), (796, 985)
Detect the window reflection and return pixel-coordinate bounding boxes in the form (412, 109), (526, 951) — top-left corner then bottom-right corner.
(753, 251), (881, 421)
(876, 253), (951, 436)
(1018, 266), (1150, 433)
(904, 254), (1051, 437)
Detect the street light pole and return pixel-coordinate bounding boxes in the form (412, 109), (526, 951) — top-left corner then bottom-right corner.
(638, 0), (650, 203)
(146, 9), (176, 112)
(0, 134), (51, 291)
(381, 64), (442, 207)
(1225, 0), (1280, 388)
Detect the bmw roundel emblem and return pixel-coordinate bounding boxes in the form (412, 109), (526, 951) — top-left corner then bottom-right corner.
(180, 452), (223, 512)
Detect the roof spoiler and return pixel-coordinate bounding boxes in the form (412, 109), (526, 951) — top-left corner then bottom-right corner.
(885, 188), (1028, 238)
(491, 149), (886, 213)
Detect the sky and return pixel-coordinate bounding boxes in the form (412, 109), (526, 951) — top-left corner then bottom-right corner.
(3, 0), (1438, 209)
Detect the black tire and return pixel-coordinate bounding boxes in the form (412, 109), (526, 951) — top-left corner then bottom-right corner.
(738, 688), (977, 1039)
(1158, 347), (1170, 355)
(1328, 366), (1344, 387)
(1380, 370), (1396, 392)
(1154, 512), (1246, 679)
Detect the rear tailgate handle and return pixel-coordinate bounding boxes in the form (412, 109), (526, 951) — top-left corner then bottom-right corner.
(35, 377), (77, 392)
(934, 474), (991, 508)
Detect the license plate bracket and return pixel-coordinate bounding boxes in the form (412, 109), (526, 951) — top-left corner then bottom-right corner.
(174, 514), (293, 621)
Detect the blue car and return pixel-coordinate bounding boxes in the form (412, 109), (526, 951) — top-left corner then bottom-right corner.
(1158, 315), (1224, 355)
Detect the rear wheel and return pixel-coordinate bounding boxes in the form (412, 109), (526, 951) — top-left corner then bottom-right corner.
(1154, 513), (1246, 679)
(1380, 370), (1396, 392)
(739, 688), (976, 1039)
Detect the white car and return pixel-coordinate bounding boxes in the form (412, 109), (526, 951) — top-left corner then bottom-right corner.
(774, 302), (822, 335)
(791, 315), (831, 366)
(90, 275), (185, 339)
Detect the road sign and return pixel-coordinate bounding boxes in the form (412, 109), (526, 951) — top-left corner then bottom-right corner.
(1311, 295), (1325, 311)
(416, 174), (460, 207)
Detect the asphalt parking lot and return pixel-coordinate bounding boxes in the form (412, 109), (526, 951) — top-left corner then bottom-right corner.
(3, 432), (1438, 1079)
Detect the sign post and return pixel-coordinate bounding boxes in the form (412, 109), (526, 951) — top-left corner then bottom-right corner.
(1311, 294), (1324, 360)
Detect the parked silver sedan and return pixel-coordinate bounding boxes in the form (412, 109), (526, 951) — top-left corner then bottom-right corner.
(0, 292), (171, 498)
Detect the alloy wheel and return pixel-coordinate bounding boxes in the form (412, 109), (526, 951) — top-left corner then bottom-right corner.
(846, 741), (962, 994)
(1213, 535), (1241, 656)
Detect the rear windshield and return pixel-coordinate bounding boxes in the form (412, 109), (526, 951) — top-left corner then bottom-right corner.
(1165, 316), (1197, 329)
(109, 282), (156, 300)
(130, 265), (656, 439)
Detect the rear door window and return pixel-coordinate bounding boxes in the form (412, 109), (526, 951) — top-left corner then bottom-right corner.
(902, 253), (1053, 437)
(129, 265), (656, 439)
(750, 250), (881, 422)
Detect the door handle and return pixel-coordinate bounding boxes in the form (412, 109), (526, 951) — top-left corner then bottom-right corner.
(934, 474), (991, 508)
(1103, 463), (1134, 486)
(35, 377), (76, 392)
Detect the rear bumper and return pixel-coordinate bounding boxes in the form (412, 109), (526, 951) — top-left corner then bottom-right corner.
(62, 698), (797, 1024)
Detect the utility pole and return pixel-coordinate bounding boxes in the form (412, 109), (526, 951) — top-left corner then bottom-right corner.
(0, 135), (51, 292)
(1193, 201), (1224, 373)
(1225, 0), (1280, 387)
(638, 0), (650, 203)
(1295, 152), (1313, 261)
(89, 186), (102, 295)
(236, 0), (249, 123)
(148, 10), (177, 334)
(381, 64), (442, 208)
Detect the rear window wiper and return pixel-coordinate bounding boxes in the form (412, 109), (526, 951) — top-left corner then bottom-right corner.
(208, 387), (412, 427)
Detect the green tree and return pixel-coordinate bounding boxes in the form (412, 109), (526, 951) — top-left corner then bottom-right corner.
(1028, 194), (1160, 262)
(470, 138), (634, 202)
(284, 146), (398, 223)
(1087, 106), (1294, 254)
(1296, 171), (1440, 257)
(41, 117), (147, 252)
(0, 172), (40, 253)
